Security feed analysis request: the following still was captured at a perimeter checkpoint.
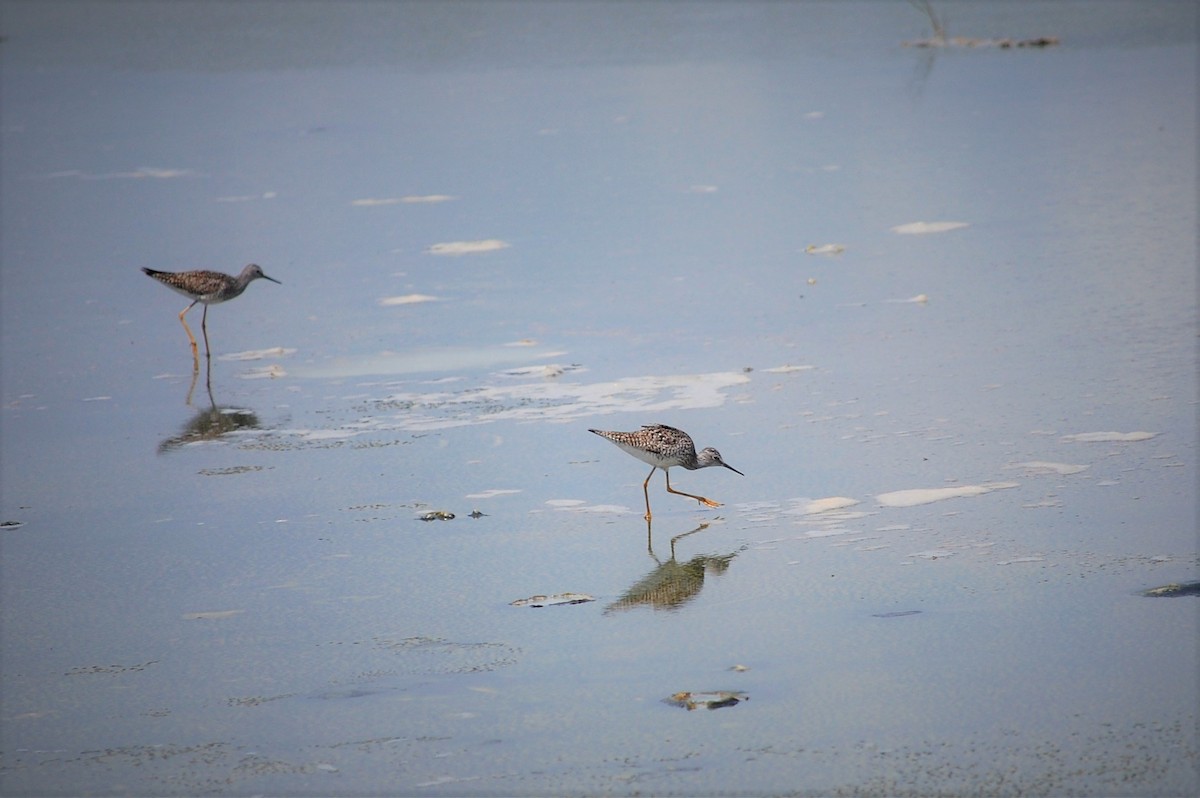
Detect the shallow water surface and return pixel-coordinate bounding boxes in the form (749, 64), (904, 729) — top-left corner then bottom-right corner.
(1, 2), (1197, 796)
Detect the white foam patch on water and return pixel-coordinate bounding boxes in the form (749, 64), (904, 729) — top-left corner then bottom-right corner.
(586, 504), (633, 514)
(296, 429), (362, 441)
(427, 239), (510, 255)
(215, 191), (276, 202)
(891, 221), (969, 234)
(1005, 461), (1090, 475)
(239, 365), (287, 379)
(550, 503), (632, 514)
(292, 346), (567, 378)
(499, 364), (572, 378)
(380, 294), (440, 306)
(799, 497), (861, 514)
(910, 548), (955, 559)
(277, 370), (750, 437)
(876, 482), (1019, 508)
(221, 347), (296, 361)
(370, 371), (751, 430)
(466, 489), (522, 499)
(762, 365), (814, 373)
(46, 166), (198, 180)
(1060, 431), (1158, 443)
(353, 195), (456, 206)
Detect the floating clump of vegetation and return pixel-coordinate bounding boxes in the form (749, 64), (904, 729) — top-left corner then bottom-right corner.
(1141, 582), (1200, 598)
(904, 1), (1060, 49)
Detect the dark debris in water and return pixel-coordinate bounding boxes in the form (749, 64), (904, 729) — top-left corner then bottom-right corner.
(227, 693), (296, 707)
(1141, 582), (1200, 598)
(416, 506), (490, 521)
(664, 690), (748, 711)
(366, 635), (521, 674)
(510, 592), (595, 608)
(65, 660), (159, 676)
(904, 35), (1060, 49)
(198, 465), (265, 476)
(903, 1), (1059, 50)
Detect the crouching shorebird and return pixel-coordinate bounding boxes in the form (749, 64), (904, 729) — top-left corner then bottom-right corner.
(142, 264), (280, 366)
(589, 424), (743, 520)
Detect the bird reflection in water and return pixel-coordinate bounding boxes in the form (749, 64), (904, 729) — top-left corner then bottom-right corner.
(604, 522), (741, 614)
(184, 351), (215, 407)
(158, 365), (263, 454)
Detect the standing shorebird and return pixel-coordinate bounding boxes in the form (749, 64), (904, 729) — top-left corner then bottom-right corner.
(589, 424), (743, 520)
(142, 264), (280, 366)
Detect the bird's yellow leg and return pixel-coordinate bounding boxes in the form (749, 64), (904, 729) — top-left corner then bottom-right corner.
(179, 301), (200, 371)
(664, 470), (722, 508)
(642, 467), (657, 520)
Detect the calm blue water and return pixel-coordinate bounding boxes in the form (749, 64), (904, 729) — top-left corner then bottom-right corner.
(2, 2), (1196, 795)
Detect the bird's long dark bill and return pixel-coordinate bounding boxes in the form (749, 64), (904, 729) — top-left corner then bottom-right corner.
(724, 463), (745, 476)
(264, 275), (282, 284)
